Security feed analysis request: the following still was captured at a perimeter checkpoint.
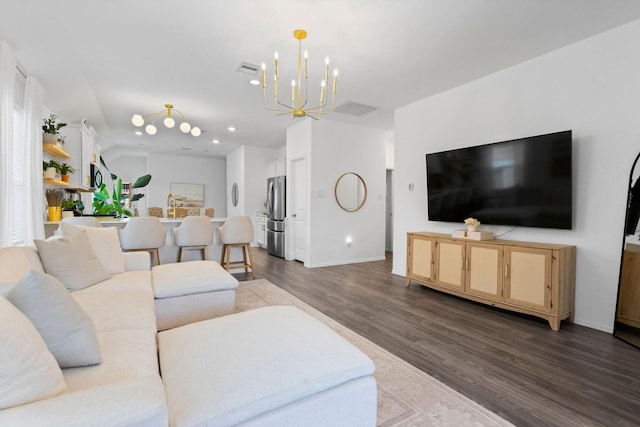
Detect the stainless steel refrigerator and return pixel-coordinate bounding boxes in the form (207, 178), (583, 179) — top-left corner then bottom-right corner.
(266, 175), (286, 258)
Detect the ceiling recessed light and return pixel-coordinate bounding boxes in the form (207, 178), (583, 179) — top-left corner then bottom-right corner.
(249, 79), (260, 86)
(227, 126), (236, 132)
(135, 131), (143, 135)
(212, 139), (220, 144)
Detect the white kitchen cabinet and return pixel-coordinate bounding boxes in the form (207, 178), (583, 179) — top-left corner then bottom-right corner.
(267, 158), (286, 178)
(59, 123), (99, 190)
(254, 214), (267, 247)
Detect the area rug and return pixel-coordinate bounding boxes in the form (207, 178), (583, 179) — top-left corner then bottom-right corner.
(234, 279), (514, 427)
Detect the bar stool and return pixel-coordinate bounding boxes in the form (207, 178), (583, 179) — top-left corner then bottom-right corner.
(218, 216), (254, 278)
(148, 207), (164, 218)
(118, 217), (166, 266)
(172, 216), (214, 262)
(204, 208), (215, 218)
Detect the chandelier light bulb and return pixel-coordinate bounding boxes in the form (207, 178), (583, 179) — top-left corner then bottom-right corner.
(180, 122), (191, 133)
(191, 127), (201, 137)
(131, 115), (144, 127)
(145, 124), (157, 135)
(164, 117), (175, 128)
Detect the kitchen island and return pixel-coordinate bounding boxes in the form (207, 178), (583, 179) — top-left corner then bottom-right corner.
(45, 217), (228, 264)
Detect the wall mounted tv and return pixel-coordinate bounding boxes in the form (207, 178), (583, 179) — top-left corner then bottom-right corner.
(425, 130), (572, 230)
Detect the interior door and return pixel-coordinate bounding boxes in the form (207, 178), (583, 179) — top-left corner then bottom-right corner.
(293, 158), (306, 263)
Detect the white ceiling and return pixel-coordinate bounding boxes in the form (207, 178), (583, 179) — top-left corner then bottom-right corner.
(3, 0), (640, 159)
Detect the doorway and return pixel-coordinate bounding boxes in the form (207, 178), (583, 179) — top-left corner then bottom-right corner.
(385, 169), (393, 252)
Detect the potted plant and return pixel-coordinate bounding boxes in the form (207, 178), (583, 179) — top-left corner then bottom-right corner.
(46, 160), (64, 179)
(61, 198), (84, 217)
(92, 157), (151, 218)
(58, 163), (76, 182)
(42, 114), (67, 145)
(43, 160), (56, 179)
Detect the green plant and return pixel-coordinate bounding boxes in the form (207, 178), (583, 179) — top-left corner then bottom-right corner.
(43, 160), (50, 171)
(58, 163), (75, 175)
(61, 198), (84, 211)
(46, 160), (64, 174)
(92, 156), (151, 217)
(42, 114), (67, 135)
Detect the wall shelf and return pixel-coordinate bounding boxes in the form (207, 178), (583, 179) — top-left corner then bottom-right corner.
(43, 178), (70, 187)
(43, 142), (71, 158)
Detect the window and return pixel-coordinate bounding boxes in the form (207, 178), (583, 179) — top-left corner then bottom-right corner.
(11, 70), (26, 245)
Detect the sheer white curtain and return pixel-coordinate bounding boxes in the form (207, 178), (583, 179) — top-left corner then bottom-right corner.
(0, 40), (17, 247)
(22, 76), (45, 242)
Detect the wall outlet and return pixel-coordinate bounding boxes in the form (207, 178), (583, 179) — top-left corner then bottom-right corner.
(408, 182), (414, 191)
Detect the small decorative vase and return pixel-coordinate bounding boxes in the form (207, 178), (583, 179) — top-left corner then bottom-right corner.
(47, 206), (61, 222)
(467, 225), (477, 232)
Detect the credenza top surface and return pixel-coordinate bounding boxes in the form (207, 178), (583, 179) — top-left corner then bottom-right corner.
(407, 231), (576, 251)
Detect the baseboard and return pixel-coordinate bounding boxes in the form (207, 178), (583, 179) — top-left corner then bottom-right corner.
(306, 256), (385, 268)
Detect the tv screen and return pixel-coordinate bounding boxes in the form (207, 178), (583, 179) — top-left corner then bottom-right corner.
(426, 130), (572, 230)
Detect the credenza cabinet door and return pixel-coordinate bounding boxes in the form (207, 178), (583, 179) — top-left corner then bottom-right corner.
(504, 246), (552, 312)
(435, 239), (465, 290)
(407, 234), (436, 283)
(466, 242), (503, 301)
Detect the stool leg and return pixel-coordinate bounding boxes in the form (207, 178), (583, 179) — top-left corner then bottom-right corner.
(242, 245), (248, 272)
(178, 247), (184, 262)
(152, 249), (160, 266)
(247, 244), (254, 279)
(220, 245), (226, 265)
(203, 245), (209, 261)
(225, 245), (232, 271)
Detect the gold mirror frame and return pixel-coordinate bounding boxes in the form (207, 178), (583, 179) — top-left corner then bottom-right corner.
(334, 172), (367, 212)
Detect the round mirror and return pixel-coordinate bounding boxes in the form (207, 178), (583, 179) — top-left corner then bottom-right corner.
(335, 172), (367, 212)
(231, 182), (239, 207)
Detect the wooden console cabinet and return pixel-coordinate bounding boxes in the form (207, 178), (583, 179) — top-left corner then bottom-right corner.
(406, 232), (576, 331)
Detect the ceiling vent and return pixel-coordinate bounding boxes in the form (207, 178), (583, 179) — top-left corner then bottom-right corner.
(236, 62), (260, 75)
(334, 101), (378, 116)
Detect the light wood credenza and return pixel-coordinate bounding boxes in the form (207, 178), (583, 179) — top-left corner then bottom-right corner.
(406, 232), (576, 331)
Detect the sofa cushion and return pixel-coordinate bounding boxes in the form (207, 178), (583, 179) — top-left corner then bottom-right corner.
(152, 260), (238, 299)
(63, 328), (159, 393)
(8, 270), (101, 368)
(73, 290), (157, 332)
(0, 296), (67, 410)
(59, 222), (125, 274)
(34, 232), (112, 291)
(157, 305), (375, 426)
(0, 246), (44, 283)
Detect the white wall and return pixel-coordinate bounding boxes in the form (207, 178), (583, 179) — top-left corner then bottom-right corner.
(147, 153), (226, 217)
(226, 145), (279, 217)
(226, 147), (245, 217)
(393, 19), (640, 332)
(287, 119), (386, 267)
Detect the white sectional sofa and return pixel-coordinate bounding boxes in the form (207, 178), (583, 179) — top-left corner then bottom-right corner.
(0, 227), (377, 426)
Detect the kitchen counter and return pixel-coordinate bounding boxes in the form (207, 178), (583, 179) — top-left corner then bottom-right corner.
(45, 217), (229, 264)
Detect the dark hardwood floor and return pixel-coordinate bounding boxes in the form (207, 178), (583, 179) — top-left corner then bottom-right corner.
(233, 248), (640, 427)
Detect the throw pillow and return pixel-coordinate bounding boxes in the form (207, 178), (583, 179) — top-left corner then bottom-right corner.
(8, 269), (102, 368)
(35, 232), (112, 291)
(59, 222), (125, 274)
(0, 296), (67, 410)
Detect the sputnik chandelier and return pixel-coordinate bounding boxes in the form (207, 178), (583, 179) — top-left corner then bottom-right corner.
(131, 103), (202, 137)
(261, 29), (338, 119)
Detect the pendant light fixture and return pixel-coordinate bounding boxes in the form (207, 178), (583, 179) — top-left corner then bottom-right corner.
(261, 29), (338, 119)
(131, 103), (202, 137)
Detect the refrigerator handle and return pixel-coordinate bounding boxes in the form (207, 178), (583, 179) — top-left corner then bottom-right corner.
(267, 181), (273, 216)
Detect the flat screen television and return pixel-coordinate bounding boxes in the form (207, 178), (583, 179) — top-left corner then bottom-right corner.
(425, 130), (572, 230)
